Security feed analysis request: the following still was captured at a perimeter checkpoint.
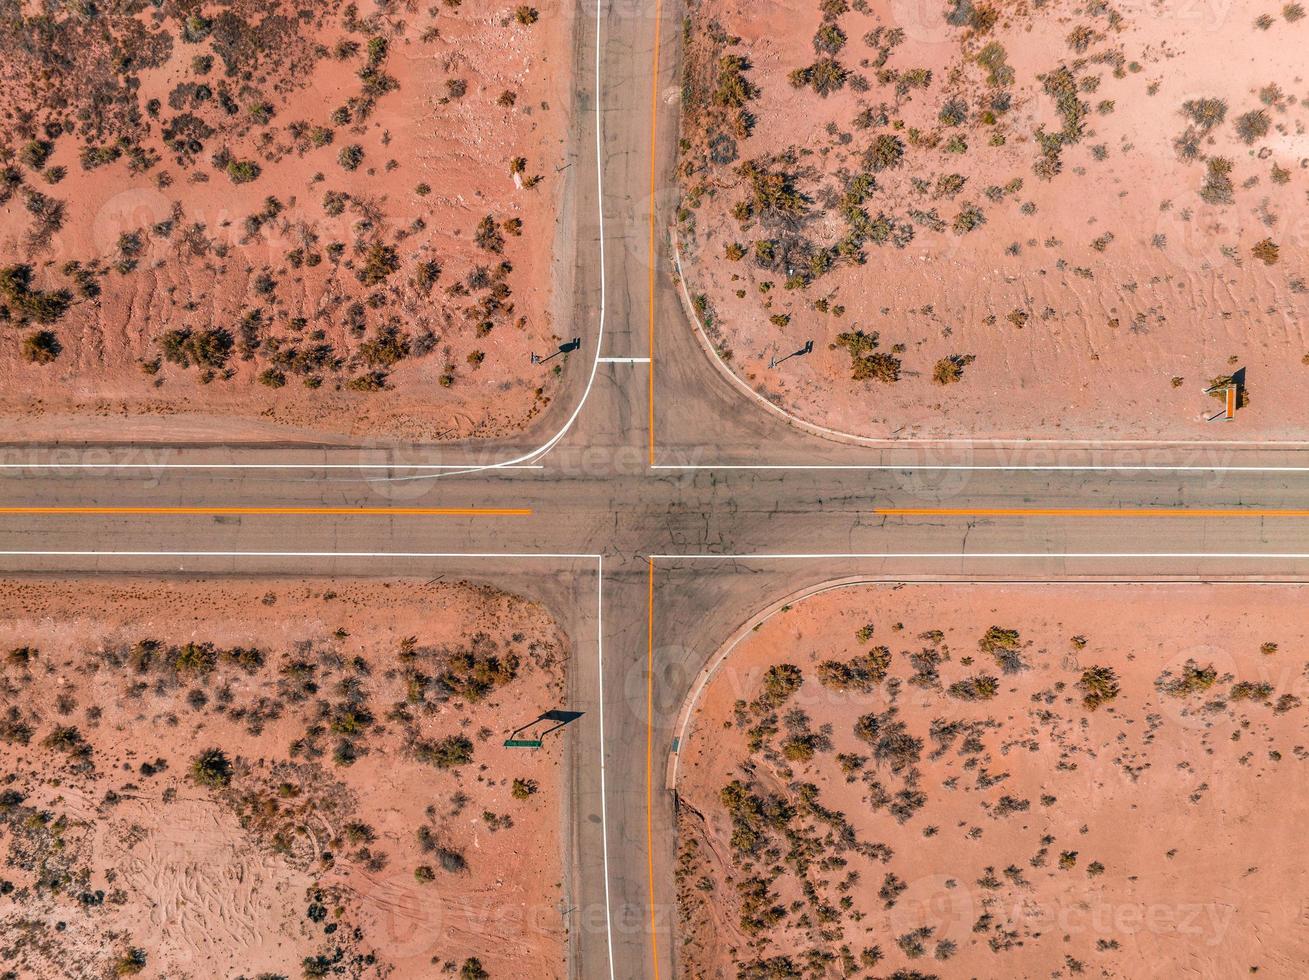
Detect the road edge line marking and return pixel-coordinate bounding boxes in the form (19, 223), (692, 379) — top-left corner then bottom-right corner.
(647, 0), (663, 469)
(877, 507), (1309, 518)
(595, 555), (616, 980)
(0, 507), (532, 516)
(646, 556), (661, 978)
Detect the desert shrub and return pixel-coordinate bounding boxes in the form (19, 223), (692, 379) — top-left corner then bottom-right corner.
(357, 242), (401, 285)
(414, 865), (435, 883)
(338, 144), (365, 171)
(952, 203), (986, 234)
(512, 778), (538, 799)
(514, 5), (539, 24)
(225, 159), (261, 184)
(1230, 680), (1274, 702)
(938, 98), (968, 126)
(190, 748), (233, 788)
(437, 846), (467, 872)
(1234, 109), (1271, 144)
(19, 140), (53, 171)
(1200, 157), (1234, 204)
(413, 734), (474, 769)
(814, 22), (847, 54)
(1251, 238), (1279, 265)
(1078, 665), (1121, 709)
(757, 663), (803, 708)
(948, 674), (999, 701)
(460, 960), (489, 980)
(933, 353), (975, 384)
(816, 648), (891, 692)
(1182, 97), (1227, 131)
(357, 325), (411, 369)
(1157, 660), (1218, 696)
(112, 949), (147, 976)
(835, 330), (900, 382)
(21, 330), (62, 364)
(865, 133), (905, 171)
(157, 327), (234, 369)
(790, 58), (848, 96)
(42, 725), (89, 757)
(737, 160), (809, 220)
(475, 215), (505, 252)
(0, 265), (72, 324)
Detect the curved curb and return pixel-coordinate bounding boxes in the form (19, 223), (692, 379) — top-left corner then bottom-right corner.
(670, 228), (1309, 452)
(665, 574), (889, 791)
(670, 229), (895, 451)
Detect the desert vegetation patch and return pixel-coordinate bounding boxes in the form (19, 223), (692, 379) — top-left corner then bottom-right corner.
(676, 583), (1309, 977)
(677, 0), (1309, 439)
(0, 1), (571, 442)
(0, 578), (568, 978)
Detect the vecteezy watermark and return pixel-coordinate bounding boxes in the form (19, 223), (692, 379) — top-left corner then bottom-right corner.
(1002, 896), (1236, 946)
(0, 446), (177, 487)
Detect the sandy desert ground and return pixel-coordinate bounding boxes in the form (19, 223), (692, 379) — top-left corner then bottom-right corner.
(0, 1), (573, 444)
(675, 582), (1309, 978)
(0, 577), (568, 979)
(677, 0), (1309, 440)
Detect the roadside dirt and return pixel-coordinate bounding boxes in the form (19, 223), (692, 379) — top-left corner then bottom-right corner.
(677, 0), (1309, 440)
(0, 2), (574, 444)
(676, 582), (1309, 978)
(0, 577), (568, 978)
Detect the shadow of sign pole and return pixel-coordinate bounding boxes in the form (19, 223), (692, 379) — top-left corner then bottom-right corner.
(504, 709), (585, 748)
(530, 338), (582, 366)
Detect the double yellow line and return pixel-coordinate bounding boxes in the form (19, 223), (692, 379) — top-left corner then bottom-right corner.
(0, 506), (530, 516)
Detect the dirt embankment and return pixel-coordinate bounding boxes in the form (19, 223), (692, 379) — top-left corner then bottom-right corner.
(0, 578), (569, 979)
(0, 2), (574, 444)
(676, 583), (1309, 978)
(677, 0), (1309, 441)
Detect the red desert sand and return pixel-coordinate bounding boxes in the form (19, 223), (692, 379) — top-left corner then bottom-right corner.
(0, 2), (573, 444)
(675, 582), (1309, 978)
(677, 0), (1309, 440)
(0, 578), (568, 979)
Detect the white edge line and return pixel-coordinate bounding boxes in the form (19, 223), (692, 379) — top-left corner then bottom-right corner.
(0, 0), (613, 480)
(651, 464), (1309, 472)
(650, 552), (1309, 559)
(599, 357), (652, 363)
(407, 0), (611, 483)
(0, 463), (545, 470)
(0, 551), (600, 559)
(596, 554), (615, 980)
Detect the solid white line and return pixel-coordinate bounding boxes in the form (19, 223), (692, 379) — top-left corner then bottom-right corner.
(596, 555), (615, 980)
(3, 0), (615, 479)
(0, 550), (600, 559)
(651, 464), (1309, 472)
(402, 0), (612, 482)
(651, 552), (1309, 560)
(599, 357), (651, 363)
(0, 463), (545, 471)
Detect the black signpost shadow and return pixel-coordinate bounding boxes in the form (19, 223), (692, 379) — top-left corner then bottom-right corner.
(504, 709), (585, 748)
(769, 339), (814, 370)
(531, 338), (582, 366)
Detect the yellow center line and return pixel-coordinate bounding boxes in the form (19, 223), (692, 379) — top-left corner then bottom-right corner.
(0, 506), (531, 516)
(877, 507), (1309, 518)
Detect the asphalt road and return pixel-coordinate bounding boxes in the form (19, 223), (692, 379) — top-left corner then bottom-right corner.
(6, 3), (1309, 979)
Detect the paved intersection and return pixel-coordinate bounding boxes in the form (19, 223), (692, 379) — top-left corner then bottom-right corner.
(5, 3), (1309, 978)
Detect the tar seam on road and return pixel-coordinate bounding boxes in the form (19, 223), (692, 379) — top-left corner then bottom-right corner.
(877, 507), (1309, 518)
(0, 507), (532, 517)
